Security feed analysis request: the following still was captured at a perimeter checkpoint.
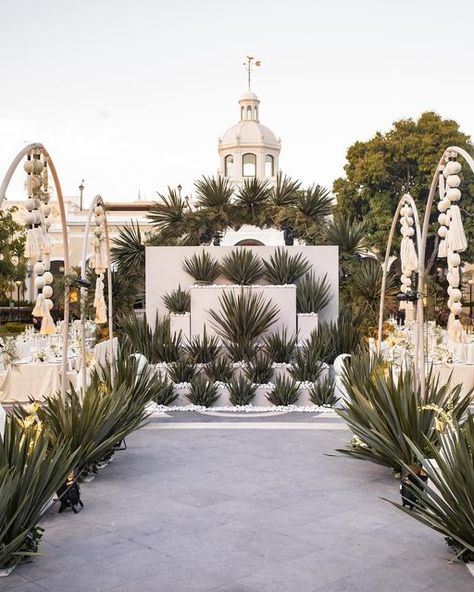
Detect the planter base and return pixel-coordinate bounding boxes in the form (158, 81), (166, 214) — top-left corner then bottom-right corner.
(467, 563), (474, 578)
(0, 565), (16, 577)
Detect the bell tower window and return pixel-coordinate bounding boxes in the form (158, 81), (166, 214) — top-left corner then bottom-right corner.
(224, 155), (235, 177)
(265, 154), (274, 177)
(242, 153), (256, 177)
(246, 106), (252, 120)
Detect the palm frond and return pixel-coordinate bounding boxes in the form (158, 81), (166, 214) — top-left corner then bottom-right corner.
(111, 221), (145, 272)
(148, 187), (188, 234)
(194, 175), (234, 209)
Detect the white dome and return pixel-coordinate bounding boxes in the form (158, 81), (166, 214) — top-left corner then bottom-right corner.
(220, 120), (279, 148)
(239, 91), (259, 102)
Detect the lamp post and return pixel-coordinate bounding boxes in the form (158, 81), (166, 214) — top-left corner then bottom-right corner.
(79, 179), (85, 211)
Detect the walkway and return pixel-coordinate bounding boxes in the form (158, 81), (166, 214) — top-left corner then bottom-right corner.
(3, 412), (473, 592)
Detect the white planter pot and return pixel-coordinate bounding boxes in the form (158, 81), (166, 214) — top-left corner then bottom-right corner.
(297, 313), (319, 343)
(0, 565), (16, 577)
(171, 383), (191, 406)
(253, 384), (274, 407)
(272, 362), (292, 380)
(170, 313), (190, 341)
(0, 405), (5, 439)
(232, 362), (246, 379)
(298, 384), (312, 406)
(216, 385), (230, 406)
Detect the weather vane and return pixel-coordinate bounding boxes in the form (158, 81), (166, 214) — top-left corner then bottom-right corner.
(243, 56), (261, 91)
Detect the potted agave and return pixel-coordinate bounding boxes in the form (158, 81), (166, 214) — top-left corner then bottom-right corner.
(162, 285), (191, 340)
(296, 272), (332, 342)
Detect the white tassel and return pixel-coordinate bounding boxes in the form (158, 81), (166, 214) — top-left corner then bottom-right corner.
(400, 237), (418, 273)
(449, 205), (467, 252)
(40, 228), (52, 255)
(448, 318), (465, 343)
(40, 310), (56, 335)
(32, 293), (46, 317)
(94, 275), (107, 324)
(405, 301), (415, 322)
(438, 239), (448, 258)
(451, 266), (460, 288)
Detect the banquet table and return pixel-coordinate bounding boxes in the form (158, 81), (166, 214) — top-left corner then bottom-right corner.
(0, 362), (77, 404)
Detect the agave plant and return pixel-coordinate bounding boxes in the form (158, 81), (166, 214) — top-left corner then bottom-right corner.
(204, 356), (234, 382)
(296, 272), (332, 314)
(162, 285), (191, 314)
(221, 248), (263, 285)
(244, 351), (274, 384)
(267, 376), (300, 405)
(186, 376), (219, 406)
(389, 415), (474, 562)
(223, 338), (260, 362)
(209, 289), (279, 351)
(324, 215), (368, 258)
(167, 357), (196, 383)
(309, 376), (337, 406)
(194, 175), (234, 210)
(262, 327), (297, 363)
(111, 221), (145, 274)
(337, 358), (472, 472)
(228, 376), (258, 406)
(305, 309), (363, 364)
(259, 173), (301, 227)
(262, 247), (311, 285)
(288, 343), (325, 383)
(288, 184), (334, 244)
(118, 313), (182, 363)
(152, 374), (177, 406)
(185, 327), (221, 363)
(182, 250), (221, 284)
(0, 418), (76, 569)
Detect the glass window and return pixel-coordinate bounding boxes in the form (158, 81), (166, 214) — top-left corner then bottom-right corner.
(243, 153), (256, 177)
(224, 155), (235, 177)
(254, 106), (258, 120)
(265, 154), (274, 177)
(247, 106), (252, 120)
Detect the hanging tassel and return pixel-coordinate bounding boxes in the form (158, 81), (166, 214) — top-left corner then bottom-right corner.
(94, 275), (107, 324)
(40, 228), (51, 255)
(40, 310), (56, 335)
(448, 318), (465, 343)
(32, 293), (46, 317)
(96, 240), (108, 274)
(399, 300), (407, 311)
(400, 237), (418, 273)
(451, 266), (460, 288)
(438, 239), (448, 258)
(449, 205), (467, 252)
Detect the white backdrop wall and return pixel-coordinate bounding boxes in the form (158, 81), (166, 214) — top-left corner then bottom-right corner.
(145, 245), (339, 329)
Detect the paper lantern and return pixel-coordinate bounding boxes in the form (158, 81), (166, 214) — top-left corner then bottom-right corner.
(34, 262), (45, 275)
(447, 188), (461, 202)
(42, 285), (53, 298)
(43, 271), (53, 285)
(35, 277), (45, 290)
(444, 161), (461, 176)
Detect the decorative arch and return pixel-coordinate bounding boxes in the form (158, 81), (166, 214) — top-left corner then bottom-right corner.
(242, 153), (256, 177)
(0, 143), (71, 397)
(234, 239), (265, 246)
(265, 154), (274, 177)
(224, 154), (235, 177)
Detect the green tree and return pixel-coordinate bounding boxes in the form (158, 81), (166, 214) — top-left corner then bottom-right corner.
(0, 209), (26, 301)
(333, 111), (474, 263)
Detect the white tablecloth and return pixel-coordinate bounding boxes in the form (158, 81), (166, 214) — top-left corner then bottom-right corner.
(0, 363), (77, 404)
(432, 363), (474, 398)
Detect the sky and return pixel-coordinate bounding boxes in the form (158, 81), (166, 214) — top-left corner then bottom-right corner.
(1, 0), (474, 206)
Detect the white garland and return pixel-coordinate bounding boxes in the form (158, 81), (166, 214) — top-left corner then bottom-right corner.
(147, 402), (338, 414)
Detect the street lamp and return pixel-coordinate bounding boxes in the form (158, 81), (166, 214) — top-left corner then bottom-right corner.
(79, 179), (85, 211)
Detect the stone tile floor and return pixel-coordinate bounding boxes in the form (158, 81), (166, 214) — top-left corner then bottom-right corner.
(2, 411), (473, 592)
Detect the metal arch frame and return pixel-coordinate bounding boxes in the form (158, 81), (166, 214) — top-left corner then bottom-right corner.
(416, 145), (474, 396)
(79, 194), (114, 390)
(0, 143), (71, 398)
(377, 194), (422, 374)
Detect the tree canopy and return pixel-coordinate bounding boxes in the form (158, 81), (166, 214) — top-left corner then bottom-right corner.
(333, 111), (474, 261)
(0, 208), (26, 300)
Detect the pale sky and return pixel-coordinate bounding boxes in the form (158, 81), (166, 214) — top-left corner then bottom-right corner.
(1, 0), (474, 206)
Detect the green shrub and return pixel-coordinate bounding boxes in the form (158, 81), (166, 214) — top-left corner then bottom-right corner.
(262, 247), (311, 285)
(183, 251), (221, 284)
(228, 376), (257, 406)
(0, 418), (76, 569)
(0, 323), (27, 335)
(296, 272), (332, 314)
(118, 313), (182, 363)
(289, 343), (325, 382)
(337, 357), (472, 472)
(309, 376), (337, 406)
(186, 376), (219, 406)
(209, 289), (279, 354)
(263, 327), (296, 363)
(204, 356), (234, 382)
(162, 285), (190, 313)
(267, 376), (300, 405)
(389, 415), (474, 562)
(221, 248), (263, 285)
(152, 375), (177, 406)
(244, 351), (274, 384)
(167, 358), (196, 383)
(185, 327), (221, 363)
(306, 309), (363, 364)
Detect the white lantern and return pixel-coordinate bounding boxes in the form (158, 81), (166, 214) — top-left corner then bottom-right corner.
(447, 188), (461, 202)
(438, 226), (448, 238)
(438, 198), (450, 212)
(42, 285), (53, 299)
(444, 161), (461, 176)
(34, 277), (45, 290)
(446, 174), (461, 188)
(451, 302), (462, 315)
(25, 198), (35, 212)
(23, 160), (34, 174)
(34, 262), (45, 275)
(449, 253), (461, 267)
(451, 288), (462, 302)
(45, 298), (54, 311)
(43, 271), (53, 285)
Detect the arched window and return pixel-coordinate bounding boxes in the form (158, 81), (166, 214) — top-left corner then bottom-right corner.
(242, 153), (256, 177)
(224, 155), (235, 177)
(241, 106), (244, 120)
(254, 106), (258, 120)
(265, 154), (274, 177)
(247, 106), (252, 120)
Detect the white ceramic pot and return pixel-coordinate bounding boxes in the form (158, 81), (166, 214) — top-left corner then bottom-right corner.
(253, 384), (274, 407)
(170, 312), (191, 341)
(297, 313), (319, 343)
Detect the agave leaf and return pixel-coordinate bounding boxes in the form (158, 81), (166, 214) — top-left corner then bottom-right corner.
(183, 250), (221, 284)
(221, 248), (263, 285)
(262, 247), (311, 285)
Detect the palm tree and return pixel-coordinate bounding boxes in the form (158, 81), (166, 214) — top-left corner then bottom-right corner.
(234, 178), (273, 227)
(260, 173), (301, 229)
(147, 187), (188, 238)
(324, 215), (368, 258)
(111, 221), (145, 272)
